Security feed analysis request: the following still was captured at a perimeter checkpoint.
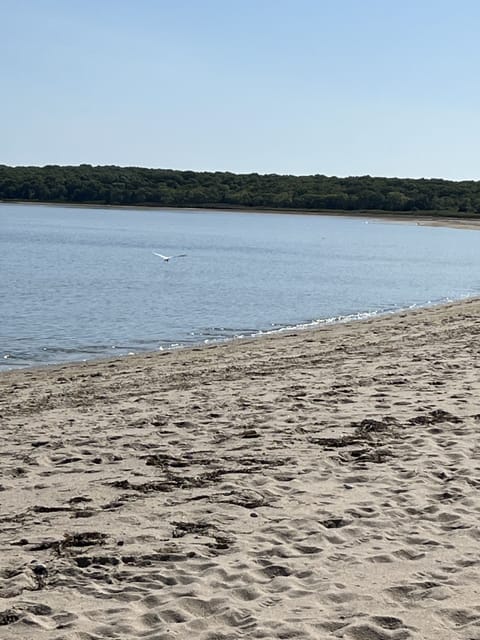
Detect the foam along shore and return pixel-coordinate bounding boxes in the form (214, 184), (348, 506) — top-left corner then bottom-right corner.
(1, 298), (480, 639)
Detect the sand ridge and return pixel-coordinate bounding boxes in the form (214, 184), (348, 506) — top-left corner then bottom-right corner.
(1, 299), (480, 639)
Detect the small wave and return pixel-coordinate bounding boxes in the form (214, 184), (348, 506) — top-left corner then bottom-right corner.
(253, 294), (474, 339)
(40, 345), (114, 354)
(2, 293), (476, 372)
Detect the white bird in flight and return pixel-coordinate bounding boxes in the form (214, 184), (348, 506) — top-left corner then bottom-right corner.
(152, 251), (187, 262)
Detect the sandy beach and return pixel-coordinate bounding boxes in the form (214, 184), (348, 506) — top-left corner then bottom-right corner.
(1, 299), (480, 639)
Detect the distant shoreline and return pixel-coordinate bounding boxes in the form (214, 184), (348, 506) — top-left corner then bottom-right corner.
(3, 199), (480, 231)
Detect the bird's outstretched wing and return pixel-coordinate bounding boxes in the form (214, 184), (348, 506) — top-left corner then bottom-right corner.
(153, 251), (187, 261)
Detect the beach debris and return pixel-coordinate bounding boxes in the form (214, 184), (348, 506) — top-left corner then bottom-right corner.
(321, 517), (350, 529)
(74, 555), (120, 568)
(172, 520), (233, 550)
(241, 428), (260, 438)
(31, 563), (48, 589)
(30, 531), (107, 554)
(0, 609), (20, 625)
(408, 409), (462, 426)
(210, 489), (269, 509)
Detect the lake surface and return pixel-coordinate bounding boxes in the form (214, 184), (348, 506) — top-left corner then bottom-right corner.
(1, 203), (480, 371)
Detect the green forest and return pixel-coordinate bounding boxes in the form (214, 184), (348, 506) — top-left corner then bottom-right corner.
(1, 164), (480, 216)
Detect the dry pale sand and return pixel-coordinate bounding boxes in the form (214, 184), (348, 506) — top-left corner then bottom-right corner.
(1, 299), (480, 640)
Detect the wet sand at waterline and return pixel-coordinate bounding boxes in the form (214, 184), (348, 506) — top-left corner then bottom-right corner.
(1, 299), (479, 639)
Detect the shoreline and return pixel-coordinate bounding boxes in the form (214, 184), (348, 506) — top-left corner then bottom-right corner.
(3, 198), (480, 230)
(1, 295), (474, 376)
(1, 296), (480, 639)
(2, 297), (480, 638)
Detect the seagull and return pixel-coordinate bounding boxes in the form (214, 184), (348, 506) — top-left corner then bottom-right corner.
(152, 251), (187, 262)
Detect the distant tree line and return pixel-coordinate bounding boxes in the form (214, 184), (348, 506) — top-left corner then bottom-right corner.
(1, 164), (480, 216)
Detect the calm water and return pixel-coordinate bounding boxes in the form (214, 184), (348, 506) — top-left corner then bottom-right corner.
(1, 203), (480, 371)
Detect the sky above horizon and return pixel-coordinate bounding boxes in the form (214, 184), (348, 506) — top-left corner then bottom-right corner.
(2, 0), (480, 180)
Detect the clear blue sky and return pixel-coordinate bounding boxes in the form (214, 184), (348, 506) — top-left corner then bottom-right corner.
(2, 0), (480, 179)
